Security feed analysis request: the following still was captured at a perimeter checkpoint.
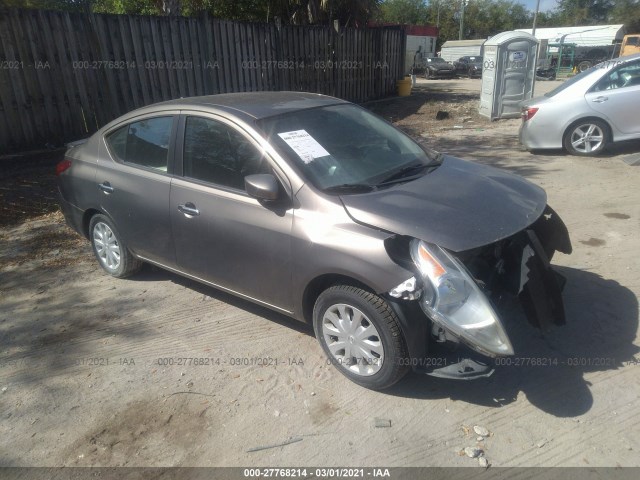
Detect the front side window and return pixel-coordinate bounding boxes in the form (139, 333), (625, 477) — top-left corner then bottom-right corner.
(105, 116), (173, 172)
(593, 60), (640, 91)
(182, 116), (270, 190)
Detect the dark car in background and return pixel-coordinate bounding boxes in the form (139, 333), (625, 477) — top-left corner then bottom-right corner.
(423, 57), (457, 79)
(57, 92), (572, 390)
(454, 56), (483, 78)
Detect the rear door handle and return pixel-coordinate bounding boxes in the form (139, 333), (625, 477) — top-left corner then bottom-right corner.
(592, 96), (608, 103)
(178, 203), (200, 217)
(98, 181), (114, 194)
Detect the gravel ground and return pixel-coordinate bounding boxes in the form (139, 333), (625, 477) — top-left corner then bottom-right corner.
(1, 79), (640, 468)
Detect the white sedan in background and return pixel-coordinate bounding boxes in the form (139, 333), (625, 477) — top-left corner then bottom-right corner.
(520, 53), (640, 156)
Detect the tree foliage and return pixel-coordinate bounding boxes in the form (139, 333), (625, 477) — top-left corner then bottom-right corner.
(376, 0), (429, 24)
(3, 0), (639, 36)
(609, 0), (640, 32)
(550, 0), (612, 26)
(417, 0), (532, 43)
(0, 0), (379, 24)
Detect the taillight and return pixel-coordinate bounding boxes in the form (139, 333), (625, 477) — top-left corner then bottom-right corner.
(55, 159), (72, 176)
(521, 107), (539, 121)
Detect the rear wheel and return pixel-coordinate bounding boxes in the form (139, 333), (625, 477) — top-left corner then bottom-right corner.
(563, 119), (609, 156)
(313, 285), (409, 390)
(89, 214), (142, 278)
(577, 61), (591, 72)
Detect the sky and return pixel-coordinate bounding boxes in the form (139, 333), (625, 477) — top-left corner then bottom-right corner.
(518, 0), (560, 12)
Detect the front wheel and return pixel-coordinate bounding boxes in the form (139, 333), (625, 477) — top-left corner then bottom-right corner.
(89, 214), (142, 278)
(563, 119), (609, 156)
(313, 285), (410, 390)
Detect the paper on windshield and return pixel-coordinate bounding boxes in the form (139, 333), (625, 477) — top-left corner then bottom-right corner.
(277, 130), (330, 164)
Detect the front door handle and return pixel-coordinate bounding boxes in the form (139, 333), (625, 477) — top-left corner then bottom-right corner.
(178, 202), (200, 217)
(98, 181), (114, 194)
(592, 96), (608, 103)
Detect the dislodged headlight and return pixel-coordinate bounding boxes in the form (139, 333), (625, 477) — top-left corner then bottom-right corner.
(410, 239), (514, 357)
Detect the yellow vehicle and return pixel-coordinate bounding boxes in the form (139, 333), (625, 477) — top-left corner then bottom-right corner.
(620, 34), (640, 57)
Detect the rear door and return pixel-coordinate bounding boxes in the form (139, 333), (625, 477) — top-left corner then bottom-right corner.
(169, 113), (294, 311)
(98, 113), (178, 267)
(587, 59), (640, 135)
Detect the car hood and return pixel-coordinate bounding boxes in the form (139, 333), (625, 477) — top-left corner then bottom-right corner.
(339, 156), (547, 252)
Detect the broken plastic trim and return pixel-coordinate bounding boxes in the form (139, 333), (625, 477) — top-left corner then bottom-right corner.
(388, 276), (422, 300)
(425, 357), (495, 380)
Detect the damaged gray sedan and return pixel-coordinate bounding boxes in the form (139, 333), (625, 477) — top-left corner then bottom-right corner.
(57, 92), (572, 390)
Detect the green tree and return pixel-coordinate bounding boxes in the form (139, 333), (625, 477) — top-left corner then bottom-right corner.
(609, 0), (640, 32)
(378, 0), (429, 24)
(422, 0), (533, 43)
(553, 0), (612, 26)
(1, 0), (381, 24)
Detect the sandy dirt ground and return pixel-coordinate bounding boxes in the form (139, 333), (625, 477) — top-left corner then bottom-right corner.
(1, 78), (640, 469)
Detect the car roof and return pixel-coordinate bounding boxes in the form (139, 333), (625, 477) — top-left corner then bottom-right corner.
(124, 91), (349, 123)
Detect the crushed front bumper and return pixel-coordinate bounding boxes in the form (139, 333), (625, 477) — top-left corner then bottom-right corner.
(457, 205), (572, 331)
(388, 205), (572, 380)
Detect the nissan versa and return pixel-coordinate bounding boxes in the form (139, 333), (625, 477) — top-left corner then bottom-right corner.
(57, 92), (572, 390)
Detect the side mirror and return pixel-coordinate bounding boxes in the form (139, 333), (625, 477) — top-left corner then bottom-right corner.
(244, 174), (280, 201)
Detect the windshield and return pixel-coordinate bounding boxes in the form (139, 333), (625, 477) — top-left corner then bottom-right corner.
(256, 104), (440, 193)
(429, 58), (446, 64)
(545, 65), (599, 97)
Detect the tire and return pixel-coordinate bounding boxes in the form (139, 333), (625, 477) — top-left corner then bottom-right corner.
(424, 69), (431, 80)
(563, 119), (610, 156)
(577, 61), (591, 72)
(313, 285), (409, 390)
(89, 214), (142, 278)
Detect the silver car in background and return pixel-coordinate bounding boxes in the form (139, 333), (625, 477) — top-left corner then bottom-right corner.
(520, 53), (640, 156)
(57, 92), (572, 390)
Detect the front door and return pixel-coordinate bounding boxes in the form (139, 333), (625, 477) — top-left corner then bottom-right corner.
(586, 59), (640, 135)
(170, 114), (294, 311)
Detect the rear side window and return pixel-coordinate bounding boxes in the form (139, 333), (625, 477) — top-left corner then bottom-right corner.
(105, 116), (173, 172)
(182, 116), (270, 190)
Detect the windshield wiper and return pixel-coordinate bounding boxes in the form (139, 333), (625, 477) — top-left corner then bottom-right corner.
(323, 183), (376, 194)
(377, 161), (441, 186)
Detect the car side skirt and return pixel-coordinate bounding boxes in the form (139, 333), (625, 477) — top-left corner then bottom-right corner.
(136, 254), (295, 316)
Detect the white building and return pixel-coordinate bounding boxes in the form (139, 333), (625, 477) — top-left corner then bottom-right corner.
(404, 25), (439, 74)
(439, 39), (486, 62)
(515, 25), (625, 47)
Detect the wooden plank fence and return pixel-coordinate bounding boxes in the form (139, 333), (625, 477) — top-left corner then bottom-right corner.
(0, 9), (406, 153)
